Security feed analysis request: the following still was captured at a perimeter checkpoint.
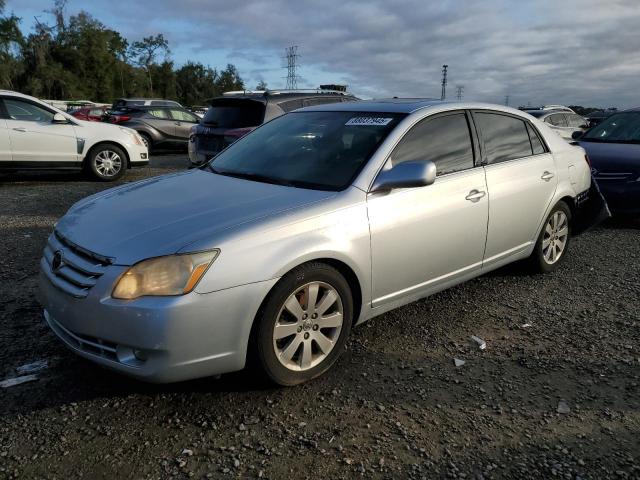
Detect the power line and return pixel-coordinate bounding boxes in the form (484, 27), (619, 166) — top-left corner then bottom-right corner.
(440, 65), (448, 100)
(284, 46), (300, 90)
(456, 85), (464, 101)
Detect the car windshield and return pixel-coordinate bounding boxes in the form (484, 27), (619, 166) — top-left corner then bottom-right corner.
(208, 111), (405, 191)
(582, 112), (640, 143)
(203, 99), (266, 128)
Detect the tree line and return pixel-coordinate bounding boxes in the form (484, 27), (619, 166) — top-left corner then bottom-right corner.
(0, 0), (246, 106)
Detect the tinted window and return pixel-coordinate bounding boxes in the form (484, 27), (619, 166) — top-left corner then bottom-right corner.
(202, 100), (266, 127)
(211, 111), (405, 191)
(526, 123), (546, 155)
(4, 99), (54, 123)
(170, 109), (199, 122)
(582, 112), (640, 142)
(279, 99), (304, 112)
(475, 113), (533, 164)
(391, 113), (474, 176)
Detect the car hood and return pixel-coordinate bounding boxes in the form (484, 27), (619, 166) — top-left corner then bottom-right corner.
(579, 141), (640, 171)
(56, 170), (336, 265)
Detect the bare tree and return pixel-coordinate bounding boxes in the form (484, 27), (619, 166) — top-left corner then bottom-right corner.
(129, 34), (169, 96)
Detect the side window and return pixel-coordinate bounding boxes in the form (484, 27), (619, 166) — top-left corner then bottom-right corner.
(170, 109), (198, 122)
(279, 99), (304, 112)
(526, 123), (547, 155)
(148, 109), (170, 119)
(4, 99), (55, 123)
(547, 114), (567, 127)
(391, 112), (474, 176)
(474, 112), (533, 164)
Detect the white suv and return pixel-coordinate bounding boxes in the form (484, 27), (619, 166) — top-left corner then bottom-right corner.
(0, 91), (149, 181)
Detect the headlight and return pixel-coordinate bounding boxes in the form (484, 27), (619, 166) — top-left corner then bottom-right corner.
(119, 127), (144, 146)
(112, 250), (219, 299)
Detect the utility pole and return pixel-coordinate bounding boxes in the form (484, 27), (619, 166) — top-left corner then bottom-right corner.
(456, 85), (464, 101)
(284, 46), (300, 90)
(440, 65), (448, 100)
(504, 95), (510, 106)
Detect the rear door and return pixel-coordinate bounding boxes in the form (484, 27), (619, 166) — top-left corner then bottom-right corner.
(169, 109), (200, 140)
(2, 97), (79, 164)
(473, 111), (557, 270)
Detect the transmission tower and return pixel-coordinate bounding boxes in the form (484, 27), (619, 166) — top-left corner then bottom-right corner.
(440, 65), (448, 100)
(284, 46), (300, 90)
(456, 85), (464, 101)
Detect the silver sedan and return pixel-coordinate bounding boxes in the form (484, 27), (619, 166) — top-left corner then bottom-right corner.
(39, 99), (592, 385)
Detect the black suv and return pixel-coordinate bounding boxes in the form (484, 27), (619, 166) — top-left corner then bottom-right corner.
(104, 105), (200, 151)
(188, 89), (358, 165)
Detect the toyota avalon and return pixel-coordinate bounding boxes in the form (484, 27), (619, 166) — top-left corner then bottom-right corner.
(39, 99), (592, 386)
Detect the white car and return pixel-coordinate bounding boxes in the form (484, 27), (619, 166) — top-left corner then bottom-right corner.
(0, 90), (149, 181)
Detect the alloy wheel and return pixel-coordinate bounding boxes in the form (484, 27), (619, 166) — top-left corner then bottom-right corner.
(273, 281), (344, 371)
(94, 150), (122, 177)
(542, 211), (569, 264)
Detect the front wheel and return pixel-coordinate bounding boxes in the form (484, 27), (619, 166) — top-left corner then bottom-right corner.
(251, 263), (353, 386)
(87, 145), (127, 181)
(529, 201), (572, 273)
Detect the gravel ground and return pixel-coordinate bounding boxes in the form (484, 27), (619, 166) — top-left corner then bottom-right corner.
(0, 155), (639, 479)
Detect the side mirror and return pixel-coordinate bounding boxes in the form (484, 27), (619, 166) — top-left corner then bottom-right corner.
(571, 130), (584, 140)
(52, 113), (68, 124)
(371, 160), (437, 192)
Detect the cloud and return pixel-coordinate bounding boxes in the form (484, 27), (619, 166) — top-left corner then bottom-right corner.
(11, 0), (640, 107)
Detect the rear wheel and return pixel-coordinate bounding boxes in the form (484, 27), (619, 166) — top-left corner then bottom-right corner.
(529, 201), (572, 273)
(251, 263), (353, 386)
(87, 144), (127, 181)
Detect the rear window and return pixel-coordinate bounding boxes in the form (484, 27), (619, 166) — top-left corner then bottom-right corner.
(203, 100), (266, 128)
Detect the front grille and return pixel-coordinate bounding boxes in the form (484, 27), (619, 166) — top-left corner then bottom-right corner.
(41, 231), (110, 298)
(45, 311), (118, 362)
(196, 135), (225, 154)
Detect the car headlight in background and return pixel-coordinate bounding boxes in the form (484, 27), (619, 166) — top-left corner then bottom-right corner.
(112, 250), (219, 299)
(119, 127), (144, 146)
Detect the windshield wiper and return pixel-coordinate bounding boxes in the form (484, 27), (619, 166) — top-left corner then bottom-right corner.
(209, 168), (298, 187)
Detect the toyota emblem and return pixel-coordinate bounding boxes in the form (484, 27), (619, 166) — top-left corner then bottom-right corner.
(52, 250), (64, 272)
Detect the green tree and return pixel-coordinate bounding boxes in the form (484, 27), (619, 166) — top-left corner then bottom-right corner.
(129, 34), (170, 96)
(175, 62), (219, 106)
(0, 0), (24, 89)
(216, 64), (244, 93)
(255, 79), (267, 91)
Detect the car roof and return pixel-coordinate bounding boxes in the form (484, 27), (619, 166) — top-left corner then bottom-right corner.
(210, 91), (357, 105)
(298, 98), (536, 116)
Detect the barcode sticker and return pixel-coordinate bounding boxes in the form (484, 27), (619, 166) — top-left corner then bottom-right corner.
(345, 117), (393, 126)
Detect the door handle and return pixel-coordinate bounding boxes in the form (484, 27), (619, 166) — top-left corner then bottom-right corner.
(541, 171), (555, 181)
(12, 127), (27, 132)
(465, 189), (486, 202)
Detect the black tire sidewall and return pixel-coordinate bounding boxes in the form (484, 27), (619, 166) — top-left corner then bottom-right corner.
(88, 145), (127, 182)
(253, 263), (354, 386)
(533, 201), (572, 273)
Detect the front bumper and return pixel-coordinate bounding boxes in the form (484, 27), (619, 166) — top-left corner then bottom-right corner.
(125, 142), (149, 167)
(39, 262), (277, 383)
(597, 180), (640, 216)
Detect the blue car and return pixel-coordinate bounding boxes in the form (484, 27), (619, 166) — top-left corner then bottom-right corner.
(575, 108), (640, 217)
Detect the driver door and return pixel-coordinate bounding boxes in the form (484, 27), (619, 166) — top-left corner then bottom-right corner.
(2, 97), (79, 164)
(368, 111), (488, 307)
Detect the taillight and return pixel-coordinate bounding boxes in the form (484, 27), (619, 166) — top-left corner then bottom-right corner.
(109, 115), (130, 123)
(584, 154), (591, 167)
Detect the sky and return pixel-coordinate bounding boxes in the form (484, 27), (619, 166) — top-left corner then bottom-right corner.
(6, 0), (640, 108)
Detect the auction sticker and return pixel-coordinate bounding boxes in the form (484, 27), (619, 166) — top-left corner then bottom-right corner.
(345, 117), (393, 126)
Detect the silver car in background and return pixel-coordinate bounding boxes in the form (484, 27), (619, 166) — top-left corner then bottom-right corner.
(39, 99), (592, 386)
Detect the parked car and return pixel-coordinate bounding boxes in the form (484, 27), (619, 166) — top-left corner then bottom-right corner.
(71, 105), (110, 122)
(39, 99), (592, 386)
(525, 109), (588, 140)
(112, 98), (182, 109)
(0, 90), (148, 181)
(585, 110), (614, 127)
(573, 108), (640, 217)
(189, 106), (208, 119)
(188, 89), (358, 166)
(104, 106), (200, 150)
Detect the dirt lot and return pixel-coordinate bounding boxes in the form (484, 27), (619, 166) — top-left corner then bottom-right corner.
(0, 155), (639, 479)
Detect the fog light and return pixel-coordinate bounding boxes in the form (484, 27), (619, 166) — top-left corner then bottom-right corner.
(133, 349), (148, 361)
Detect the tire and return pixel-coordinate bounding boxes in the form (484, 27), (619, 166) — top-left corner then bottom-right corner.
(529, 201), (572, 273)
(86, 144), (127, 182)
(251, 262), (354, 386)
(138, 132), (152, 151)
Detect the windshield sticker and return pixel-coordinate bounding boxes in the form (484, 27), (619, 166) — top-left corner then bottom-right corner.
(345, 117), (394, 126)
